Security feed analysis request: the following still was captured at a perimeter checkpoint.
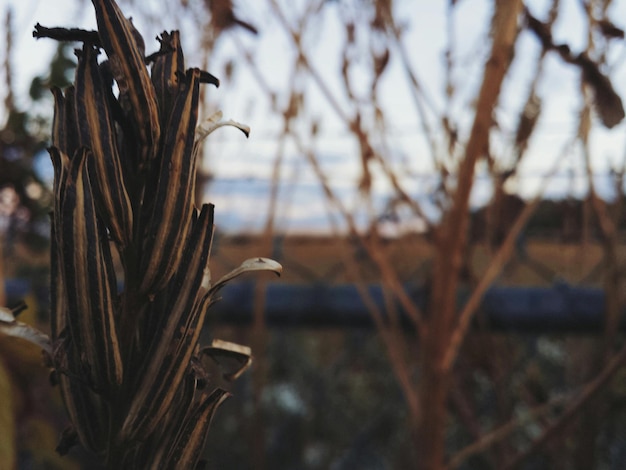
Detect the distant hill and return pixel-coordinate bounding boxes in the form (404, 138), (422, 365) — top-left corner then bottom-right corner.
(469, 193), (626, 244)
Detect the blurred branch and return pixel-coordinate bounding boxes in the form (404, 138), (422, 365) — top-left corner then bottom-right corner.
(382, 0), (440, 165)
(268, 0), (431, 223)
(295, 135), (425, 332)
(419, 4), (523, 468)
(524, 6), (625, 128)
(502, 341), (626, 470)
(343, 251), (421, 421)
(447, 392), (571, 469)
(442, 133), (574, 372)
(442, 0), (522, 270)
(580, 93), (621, 349)
(234, 15), (426, 439)
(245, 1), (427, 333)
(3, 8), (14, 116)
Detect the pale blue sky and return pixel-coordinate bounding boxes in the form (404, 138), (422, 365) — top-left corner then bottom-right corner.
(3, 0), (626, 233)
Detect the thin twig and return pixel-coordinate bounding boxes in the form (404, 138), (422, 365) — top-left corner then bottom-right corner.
(447, 393), (571, 469)
(443, 135), (577, 372)
(502, 342), (626, 470)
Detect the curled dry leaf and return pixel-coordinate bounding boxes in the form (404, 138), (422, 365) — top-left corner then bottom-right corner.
(209, 257), (283, 293)
(0, 306), (52, 355)
(195, 110), (250, 144)
(201, 339), (252, 381)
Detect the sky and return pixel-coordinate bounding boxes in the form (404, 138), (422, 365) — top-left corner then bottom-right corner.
(3, 0), (626, 234)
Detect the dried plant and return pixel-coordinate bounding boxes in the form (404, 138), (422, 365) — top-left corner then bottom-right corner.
(27, 0), (281, 467)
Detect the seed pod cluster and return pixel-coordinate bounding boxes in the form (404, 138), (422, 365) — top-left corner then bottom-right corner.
(36, 0), (281, 467)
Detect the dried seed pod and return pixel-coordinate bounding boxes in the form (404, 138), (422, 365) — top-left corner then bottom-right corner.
(74, 44), (134, 246)
(142, 369), (200, 466)
(151, 30), (186, 126)
(58, 148), (123, 391)
(56, 345), (109, 454)
(37, 2), (280, 465)
(91, 0), (161, 169)
(163, 388), (230, 468)
(51, 87), (67, 154)
(51, 86), (79, 158)
(123, 203), (215, 439)
(51, 198), (108, 458)
(48, 146), (70, 249)
(140, 68), (203, 294)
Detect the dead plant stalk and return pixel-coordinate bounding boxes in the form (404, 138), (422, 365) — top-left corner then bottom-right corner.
(32, 0), (281, 467)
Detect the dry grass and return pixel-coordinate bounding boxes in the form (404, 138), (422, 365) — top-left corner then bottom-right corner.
(5, 234), (615, 287)
(212, 235), (611, 286)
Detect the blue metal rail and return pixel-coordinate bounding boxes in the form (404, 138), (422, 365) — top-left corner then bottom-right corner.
(5, 279), (623, 333)
(210, 281), (621, 333)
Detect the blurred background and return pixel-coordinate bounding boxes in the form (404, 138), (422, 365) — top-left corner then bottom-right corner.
(2, 0), (626, 468)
